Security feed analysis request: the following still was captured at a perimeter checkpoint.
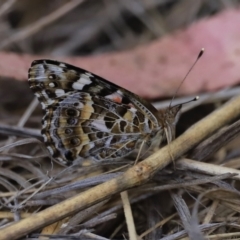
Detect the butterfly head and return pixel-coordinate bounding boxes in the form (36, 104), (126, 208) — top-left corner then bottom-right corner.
(158, 104), (182, 143)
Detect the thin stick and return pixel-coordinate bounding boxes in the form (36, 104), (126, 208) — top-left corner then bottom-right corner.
(0, 1), (84, 49)
(120, 191), (137, 240)
(0, 124), (41, 139)
(134, 140), (145, 165)
(0, 0), (16, 17)
(176, 158), (240, 180)
(17, 98), (39, 128)
(0, 95), (240, 240)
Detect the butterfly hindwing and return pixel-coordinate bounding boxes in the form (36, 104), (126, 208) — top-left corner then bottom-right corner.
(28, 60), (162, 164)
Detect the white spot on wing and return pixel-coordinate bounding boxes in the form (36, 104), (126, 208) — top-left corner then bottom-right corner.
(49, 82), (55, 88)
(77, 102), (84, 108)
(79, 74), (92, 84)
(72, 82), (84, 90)
(88, 142), (95, 149)
(34, 77), (46, 81)
(47, 99), (55, 105)
(42, 134), (48, 142)
(72, 74), (92, 90)
(41, 102), (46, 109)
(91, 119), (110, 132)
(130, 107), (137, 113)
(55, 89), (65, 97)
(47, 146), (54, 155)
(105, 136), (113, 146)
(105, 92), (122, 101)
(42, 120), (47, 128)
(57, 157), (67, 164)
(117, 90), (124, 96)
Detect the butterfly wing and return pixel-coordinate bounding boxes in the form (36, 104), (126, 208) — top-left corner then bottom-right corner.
(28, 60), (162, 164)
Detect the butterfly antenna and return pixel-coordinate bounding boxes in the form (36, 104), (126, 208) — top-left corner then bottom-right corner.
(169, 48), (204, 108)
(173, 96), (199, 109)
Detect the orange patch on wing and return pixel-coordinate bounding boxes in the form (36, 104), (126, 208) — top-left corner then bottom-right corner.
(106, 93), (123, 103)
(112, 95), (122, 103)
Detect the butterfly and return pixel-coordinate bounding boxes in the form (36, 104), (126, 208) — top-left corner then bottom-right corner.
(28, 60), (181, 165)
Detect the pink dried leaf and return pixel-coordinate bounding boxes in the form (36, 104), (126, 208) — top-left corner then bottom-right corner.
(0, 8), (239, 99)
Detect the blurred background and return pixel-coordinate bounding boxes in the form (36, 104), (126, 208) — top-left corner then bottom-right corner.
(0, 0), (238, 55)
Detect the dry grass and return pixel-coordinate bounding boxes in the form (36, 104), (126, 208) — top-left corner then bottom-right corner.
(0, 1), (240, 239)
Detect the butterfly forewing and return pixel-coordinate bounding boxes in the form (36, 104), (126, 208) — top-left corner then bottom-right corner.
(28, 60), (164, 165)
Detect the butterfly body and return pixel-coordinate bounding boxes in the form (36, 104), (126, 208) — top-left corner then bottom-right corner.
(28, 60), (181, 165)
